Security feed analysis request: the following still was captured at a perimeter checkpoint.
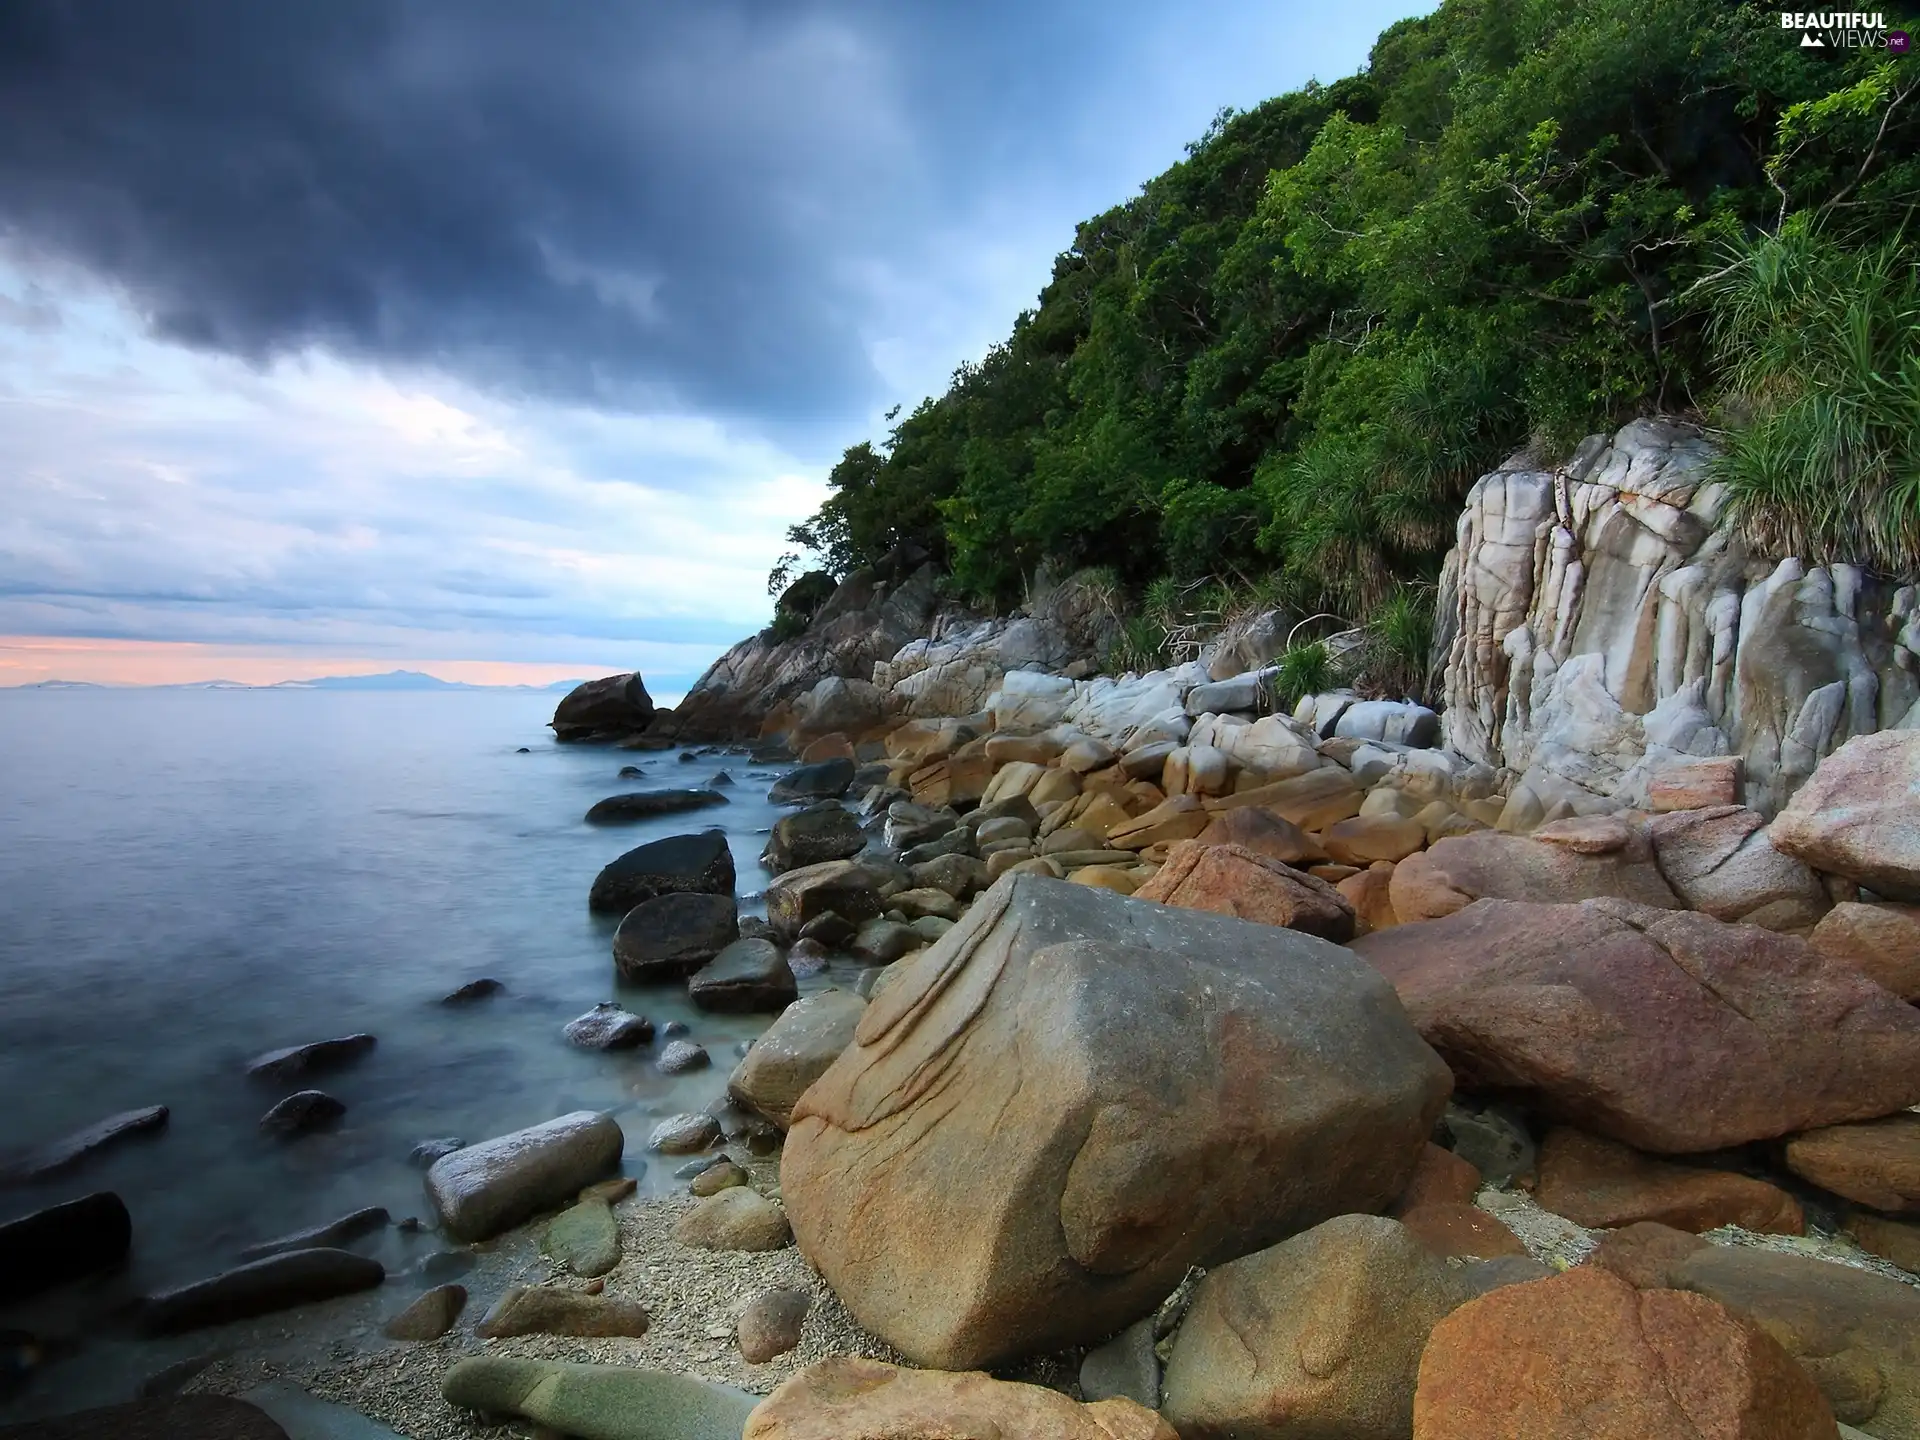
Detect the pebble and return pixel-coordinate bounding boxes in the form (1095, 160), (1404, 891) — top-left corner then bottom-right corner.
(737, 1288), (811, 1364)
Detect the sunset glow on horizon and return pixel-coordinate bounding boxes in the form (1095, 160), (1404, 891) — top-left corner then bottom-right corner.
(0, 636), (622, 689)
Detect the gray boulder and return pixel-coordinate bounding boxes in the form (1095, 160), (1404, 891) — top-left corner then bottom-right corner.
(1184, 668), (1278, 717)
(584, 789), (728, 824)
(564, 1002), (654, 1049)
(689, 938), (798, 1014)
(728, 989), (867, 1128)
(139, 1249), (385, 1335)
(781, 873), (1453, 1368)
(761, 803), (867, 873)
(768, 758), (856, 805)
(551, 672), (655, 741)
(1334, 699), (1442, 748)
(613, 892), (739, 980)
(441, 1357), (757, 1440)
(424, 1111), (623, 1243)
(245, 1034), (375, 1084)
(884, 801), (958, 851)
(589, 830), (736, 914)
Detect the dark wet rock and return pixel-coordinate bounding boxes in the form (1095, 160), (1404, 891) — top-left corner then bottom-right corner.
(0, 1192), (132, 1303)
(383, 1283), (466, 1341)
(590, 830), (736, 915)
(2, 1105), (169, 1183)
(709, 770), (735, 787)
(564, 1002), (654, 1050)
(797, 912), (858, 947)
(418, 1250), (475, 1285)
(657, 1039), (711, 1074)
(660, 1019), (690, 1039)
(768, 758), (856, 806)
(552, 673), (655, 742)
(239, 1206), (388, 1262)
(516, 746), (532, 753)
(677, 1154), (727, 1179)
(618, 765), (645, 777)
(409, 1138), (463, 1167)
(477, 1286), (650, 1339)
(785, 937), (831, 978)
(259, 1090), (345, 1137)
(1441, 1101), (1537, 1186)
(762, 803), (867, 873)
(0, 1396), (291, 1440)
(649, 1113), (722, 1153)
(690, 939), (798, 1014)
(614, 892), (740, 980)
(424, 1111), (624, 1243)
(584, 789), (729, 825)
(738, 1288), (811, 1364)
(138, 1250), (385, 1335)
(136, 1352), (220, 1399)
(440, 978), (503, 1004)
(737, 915), (778, 944)
(245, 1034), (377, 1083)
(850, 918), (919, 964)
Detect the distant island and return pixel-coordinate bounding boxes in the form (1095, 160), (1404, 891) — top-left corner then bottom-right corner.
(8, 670), (586, 693)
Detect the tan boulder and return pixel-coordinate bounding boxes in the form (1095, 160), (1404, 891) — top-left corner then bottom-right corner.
(727, 989), (867, 1128)
(1195, 806), (1327, 866)
(1030, 766), (1081, 806)
(1063, 737), (1118, 773)
(780, 873), (1453, 1368)
(1412, 1267), (1837, 1440)
(674, 1187), (792, 1251)
(981, 760), (1048, 807)
(1106, 794), (1211, 850)
(1077, 793), (1136, 841)
(1352, 899), (1920, 1153)
(1323, 815), (1426, 867)
(1388, 817), (1680, 923)
(908, 753), (993, 809)
(1358, 786), (1425, 820)
(1337, 864), (1400, 937)
(1647, 805), (1829, 932)
(1535, 1126), (1803, 1234)
(1784, 1113), (1920, 1213)
(1398, 1202), (1528, 1260)
(985, 732), (1067, 766)
(1390, 1142), (1482, 1214)
(765, 859), (885, 940)
(1069, 865), (1138, 894)
(1208, 768), (1362, 831)
(1809, 902), (1920, 1000)
(799, 733), (854, 763)
(1847, 1211), (1920, 1276)
(1648, 757), (1744, 812)
(1161, 1215), (1477, 1440)
(743, 1356), (1176, 1440)
(1668, 1242), (1920, 1433)
(1771, 730), (1920, 902)
(1134, 841), (1356, 942)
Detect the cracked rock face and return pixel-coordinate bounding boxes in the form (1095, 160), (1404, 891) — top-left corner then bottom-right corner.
(1353, 897), (1920, 1154)
(1435, 418), (1919, 819)
(779, 872), (1451, 1370)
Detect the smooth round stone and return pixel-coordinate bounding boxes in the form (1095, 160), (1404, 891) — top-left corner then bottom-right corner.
(258, 1090), (344, 1137)
(384, 1283), (467, 1341)
(738, 1287), (811, 1363)
(543, 1199), (621, 1278)
(649, 1113), (722, 1154)
(691, 1160), (748, 1197)
(657, 1039), (711, 1074)
(564, 1002), (654, 1050)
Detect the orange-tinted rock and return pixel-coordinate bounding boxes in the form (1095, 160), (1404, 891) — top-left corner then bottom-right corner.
(1133, 840), (1356, 942)
(1846, 1211), (1920, 1276)
(1784, 1113), (1920, 1213)
(1412, 1267), (1838, 1440)
(1388, 819), (1680, 923)
(1323, 816), (1426, 867)
(1808, 901), (1920, 1001)
(1391, 1142), (1483, 1215)
(1205, 768), (1362, 831)
(1585, 1221), (1710, 1290)
(1194, 806), (1328, 866)
(1399, 1202), (1527, 1260)
(799, 733), (855, 763)
(1536, 1127), (1803, 1234)
(743, 1356), (1177, 1440)
(1770, 730), (1920, 902)
(1649, 757), (1744, 812)
(1105, 794), (1211, 850)
(1351, 899), (1920, 1154)
(1338, 863), (1400, 937)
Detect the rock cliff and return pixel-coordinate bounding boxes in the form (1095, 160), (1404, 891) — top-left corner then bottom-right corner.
(1436, 418), (1918, 817)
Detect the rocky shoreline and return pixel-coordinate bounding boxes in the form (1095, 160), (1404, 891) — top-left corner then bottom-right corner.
(5, 416), (1919, 1439)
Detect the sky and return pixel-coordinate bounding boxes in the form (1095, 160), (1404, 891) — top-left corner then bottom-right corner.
(0, 0), (1430, 690)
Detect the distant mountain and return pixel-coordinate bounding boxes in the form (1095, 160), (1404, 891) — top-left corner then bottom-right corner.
(8, 669), (588, 692)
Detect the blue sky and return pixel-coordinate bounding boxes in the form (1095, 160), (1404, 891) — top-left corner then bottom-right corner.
(0, 0), (1430, 690)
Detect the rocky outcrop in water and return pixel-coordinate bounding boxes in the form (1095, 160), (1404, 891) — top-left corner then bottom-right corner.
(551, 672), (656, 742)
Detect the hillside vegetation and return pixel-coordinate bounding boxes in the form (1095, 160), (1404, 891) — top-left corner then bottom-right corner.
(775, 0), (1918, 691)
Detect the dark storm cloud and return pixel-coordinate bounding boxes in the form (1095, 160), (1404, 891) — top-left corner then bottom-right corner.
(0, 0), (938, 418)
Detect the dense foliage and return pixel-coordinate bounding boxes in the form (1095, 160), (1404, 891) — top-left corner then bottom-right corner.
(780, 0), (1919, 673)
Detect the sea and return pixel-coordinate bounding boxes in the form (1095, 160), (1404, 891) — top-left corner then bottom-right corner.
(0, 685), (808, 1415)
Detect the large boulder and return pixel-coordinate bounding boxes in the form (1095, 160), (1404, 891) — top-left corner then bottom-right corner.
(0, 1191), (132, 1303)
(1411, 1267), (1836, 1440)
(584, 788), (728, 824)
(424, 1111), (624, 1242)
(796, 676), (887, 737)
(742, 1357), (1177, 1440)
(769, 759), (857, 806)
(781, 873), (1453, 1368)
(688, 938), (798, 1014)
(613, 892), (739, 980)
(728, 990), (867, 1128)
(1784, 1113), (1920, 1213)
(762, 803), (867, 873)
(1388, 817), (1681, 923)
(1647, 805), (1829, 932)
(1352, 899), (1920, 1153)
(588, 830), (735, 914)
(1133, 840), (1356, 942)
(1667, 1243), (1920, 1435)
(765, 859), (887, 939)
(552, 672), (655, 741)
(1772, 730), (1920, 901)
(1809, 902), (1920, 1000)
(1161, 1214), (1476, 1440)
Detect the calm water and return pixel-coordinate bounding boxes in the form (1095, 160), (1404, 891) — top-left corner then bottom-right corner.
(0, 687), (809, 1410)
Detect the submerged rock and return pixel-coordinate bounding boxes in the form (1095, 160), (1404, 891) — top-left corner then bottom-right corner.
(2, 1105), (170, 1183)
(239, 1206), (389, 1262)
(564, 1002), (654, 1050)
(584, 789), (729, 824)
(245, 1034), (376, 1084)
(0, 1191), (132, 1304)
(258, 1090), (344, 1137)
(139, 1249), (385, 1335)
(613, 892), (739, 980)
(440, 978), (503, 1004)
